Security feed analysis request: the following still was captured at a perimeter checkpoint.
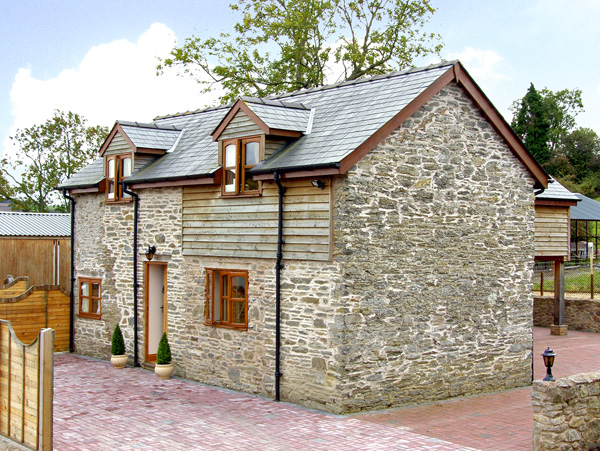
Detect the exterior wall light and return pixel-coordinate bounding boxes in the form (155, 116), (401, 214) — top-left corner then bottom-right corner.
(542, 347), (556, 381)
(145, 245), (157, 261)
(311, 179), (325, 189)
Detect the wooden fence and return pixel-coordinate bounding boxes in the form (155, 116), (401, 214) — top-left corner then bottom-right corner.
(0, 238), (71, 290)
(0, 283), (70, 352)
(0, 321), (54, 450)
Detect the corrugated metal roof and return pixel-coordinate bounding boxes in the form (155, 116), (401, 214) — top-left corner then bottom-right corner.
(571, 194), (600, 221)
(0, 212), (71, 237)
(535, 179), (579, 202)
(60, 61), (465, 186)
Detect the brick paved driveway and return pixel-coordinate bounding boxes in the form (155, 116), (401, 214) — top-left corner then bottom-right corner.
(42, 327), (600, 450)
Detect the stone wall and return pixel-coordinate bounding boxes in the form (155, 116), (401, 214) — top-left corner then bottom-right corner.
(535, 296), (600, 332)
(72, 80), (537, 414)
(331, 82), (536, 412)
(73, 188), (183, 363)
(533, 371), (600, 451)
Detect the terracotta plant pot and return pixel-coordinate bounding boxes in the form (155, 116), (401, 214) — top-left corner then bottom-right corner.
(155, 363), (174, 380)
(111, 354), (128, 369)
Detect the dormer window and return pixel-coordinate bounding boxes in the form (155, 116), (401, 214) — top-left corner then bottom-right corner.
(222, 137), (261, 196)
(107, 154), (132, 202)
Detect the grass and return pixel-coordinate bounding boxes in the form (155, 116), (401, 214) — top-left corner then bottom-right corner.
(534, 268), (600, 293)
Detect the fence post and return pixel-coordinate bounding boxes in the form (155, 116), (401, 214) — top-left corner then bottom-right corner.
(38, 328), (54, 451)
(541, 272), (544, 297)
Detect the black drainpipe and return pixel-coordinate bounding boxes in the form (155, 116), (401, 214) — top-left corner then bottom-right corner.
(121, 183), (140, 367)
(62, 189), (76, 353)
(273, 171), (285, 401)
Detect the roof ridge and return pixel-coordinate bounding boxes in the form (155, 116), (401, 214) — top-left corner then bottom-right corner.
(153, 60), (457, 121)
(118, 120), (182, 131)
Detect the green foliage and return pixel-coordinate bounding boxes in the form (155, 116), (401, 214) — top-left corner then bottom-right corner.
(511, 83), (552, 164)
(158, 0), (442, 102)
(0, 110), (108, 212)
(111, 324), (126, 356)
(156, 332), (171, 365)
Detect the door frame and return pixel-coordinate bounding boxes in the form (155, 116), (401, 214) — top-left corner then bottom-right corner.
(144, 261), (168, 362)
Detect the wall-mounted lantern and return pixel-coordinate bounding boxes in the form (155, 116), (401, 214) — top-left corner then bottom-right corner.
(542, 347), (556, 381)
(145, 245), (157, 261)
(311, 179), (325, 189)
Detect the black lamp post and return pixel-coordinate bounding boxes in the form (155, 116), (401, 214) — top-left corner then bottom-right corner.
(542, 347), (556, 381)
(145, 245), (156, 261)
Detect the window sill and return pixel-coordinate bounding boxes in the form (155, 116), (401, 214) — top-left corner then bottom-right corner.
(204, 322), (247, 331)
(77, 313), (102, 320)
(106, 199), (133, 204)
(220, 192), (262, 199)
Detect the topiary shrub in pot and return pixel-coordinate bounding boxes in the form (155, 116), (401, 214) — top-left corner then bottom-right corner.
(154, 332), (174, 380)
(110, 324), (128, 369)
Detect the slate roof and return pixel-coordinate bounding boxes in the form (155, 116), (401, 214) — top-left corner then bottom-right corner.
(571, 194), (600, 221)
(535, 179), (579, 202)
(243, 99), (311, 133)
(59, 60), (545, 189)
(58, 157), (105, 190)
(0, 212), (71, 237)
(119, 121), (182, 150)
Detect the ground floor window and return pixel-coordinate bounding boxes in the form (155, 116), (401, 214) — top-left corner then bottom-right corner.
(205, 269), (248, 329)
(78, 277), (102, 319)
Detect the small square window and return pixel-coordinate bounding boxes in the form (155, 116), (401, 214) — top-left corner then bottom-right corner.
(78, 277), (102, 319)
(205, 269), (248, 329)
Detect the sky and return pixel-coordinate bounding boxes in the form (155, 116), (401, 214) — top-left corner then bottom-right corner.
(1, 0), (599, 161)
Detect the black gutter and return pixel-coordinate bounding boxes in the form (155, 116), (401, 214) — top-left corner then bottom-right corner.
(61, 190), (76, 353)
(250, 161), (341, 176)
(120, 182), (141, 367)
(273, 171), (285, 401)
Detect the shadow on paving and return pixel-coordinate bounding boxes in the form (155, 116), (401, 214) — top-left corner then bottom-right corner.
(46, 327), (600, 451)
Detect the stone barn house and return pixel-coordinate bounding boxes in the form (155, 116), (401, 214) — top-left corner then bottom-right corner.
(59, 60), (548, 414)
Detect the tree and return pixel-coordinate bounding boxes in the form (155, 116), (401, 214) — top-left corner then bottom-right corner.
(511, 83), (552, 164)
(158, 0), (442, 102)
(562, 127), (600, 183)
(511, 85), (584, 159)
(0, 110), (108, 212)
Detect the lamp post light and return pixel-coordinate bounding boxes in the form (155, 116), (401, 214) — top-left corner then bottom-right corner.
(145, 245), (156, 261)
(542, 347), (556, 382)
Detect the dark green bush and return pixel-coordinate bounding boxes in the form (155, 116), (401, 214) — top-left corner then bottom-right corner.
(156, 332), (171, 364)
(111, 324), (125, 356)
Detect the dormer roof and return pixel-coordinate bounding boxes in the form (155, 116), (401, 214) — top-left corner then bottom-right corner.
(211, 97), (311, 140)
(99, 121), (183, 156)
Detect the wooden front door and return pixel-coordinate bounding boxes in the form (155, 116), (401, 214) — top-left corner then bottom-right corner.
(144, 262), (167, 362)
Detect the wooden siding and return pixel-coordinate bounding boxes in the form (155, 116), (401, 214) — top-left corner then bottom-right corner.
(182, 179), (332, 261)
(104, 132), (133, 156)
(535, 205), (570, 258)
(0, 238), (71, 289)
(0, 286), (70, 352)
(133, 154), (156, 172)
(219, 110), (263, 140)
(0, 321), (53, 450)
(265, 138), (287, 159)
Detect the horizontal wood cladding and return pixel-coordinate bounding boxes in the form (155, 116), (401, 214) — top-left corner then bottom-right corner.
(534, 205), (570, 258)
(104, 132), (133, 156)
(219, 110), (263, 140)
(182, 179), (331, 261)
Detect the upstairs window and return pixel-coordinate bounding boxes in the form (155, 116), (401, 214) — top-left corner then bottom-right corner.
(78, 277), (102, 319)
(205, 269), (248, 329)
(222, 138), (261, 196)
(107, 154), (132, 202)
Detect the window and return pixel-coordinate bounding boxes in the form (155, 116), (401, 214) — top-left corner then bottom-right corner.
(78, 278), (102, 319)
(222, 138), (261, 195)
(205, 269), (248, 329)
(107, 154), (132, 201)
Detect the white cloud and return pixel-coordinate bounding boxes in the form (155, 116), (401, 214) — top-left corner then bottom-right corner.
(446, 47), (511, 86)
(3, 23), (223, 160)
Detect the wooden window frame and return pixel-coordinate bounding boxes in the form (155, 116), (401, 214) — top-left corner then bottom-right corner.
(204, 269), (248, 330)
(78, 277), (102, 319)
(221, 137), (262, 197)
(106, 153), (133, 202)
